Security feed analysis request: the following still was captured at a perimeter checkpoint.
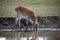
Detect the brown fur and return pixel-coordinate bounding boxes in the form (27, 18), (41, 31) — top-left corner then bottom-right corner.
(15, 6), (38, 27)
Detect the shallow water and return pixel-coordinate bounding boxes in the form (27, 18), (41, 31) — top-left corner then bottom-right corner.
(0, 31), (60, 40)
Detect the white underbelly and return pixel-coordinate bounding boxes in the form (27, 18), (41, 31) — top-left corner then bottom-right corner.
(17, 14), (34, 23)
(17, 14), (28, 19)
(21, 15), (28, 19)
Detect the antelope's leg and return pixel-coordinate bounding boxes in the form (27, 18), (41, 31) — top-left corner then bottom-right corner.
(17, 11), (22, 27)
(18, 15), (21, 27)
(15, 18), (17, 26)
(26, 17), (29, 31)
(15, 17), (19, 28)
(27, 18), (28, 26)
(33, 25), (38, 40)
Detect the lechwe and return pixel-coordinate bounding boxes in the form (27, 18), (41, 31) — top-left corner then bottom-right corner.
(15, 6), (38, 29)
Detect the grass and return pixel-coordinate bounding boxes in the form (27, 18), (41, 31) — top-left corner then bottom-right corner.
(38, 20), (59, 27)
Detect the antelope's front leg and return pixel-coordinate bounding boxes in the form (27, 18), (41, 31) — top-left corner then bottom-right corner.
(18, 16), (21, 28)
(15, 17), (18, 26)
(15, 17), (19, 28)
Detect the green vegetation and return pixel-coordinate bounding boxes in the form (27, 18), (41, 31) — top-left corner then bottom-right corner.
(20, 23), (25, 28)
(39, 20), (59, 27)
(3, 21), (14, 26)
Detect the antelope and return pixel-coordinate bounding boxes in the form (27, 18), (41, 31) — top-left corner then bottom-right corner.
(15, 6), (38, 40)
(15, 6), (38, 28)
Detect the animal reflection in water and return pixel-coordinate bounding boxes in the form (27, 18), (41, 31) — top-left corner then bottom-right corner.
(15, 6), (39, 40)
